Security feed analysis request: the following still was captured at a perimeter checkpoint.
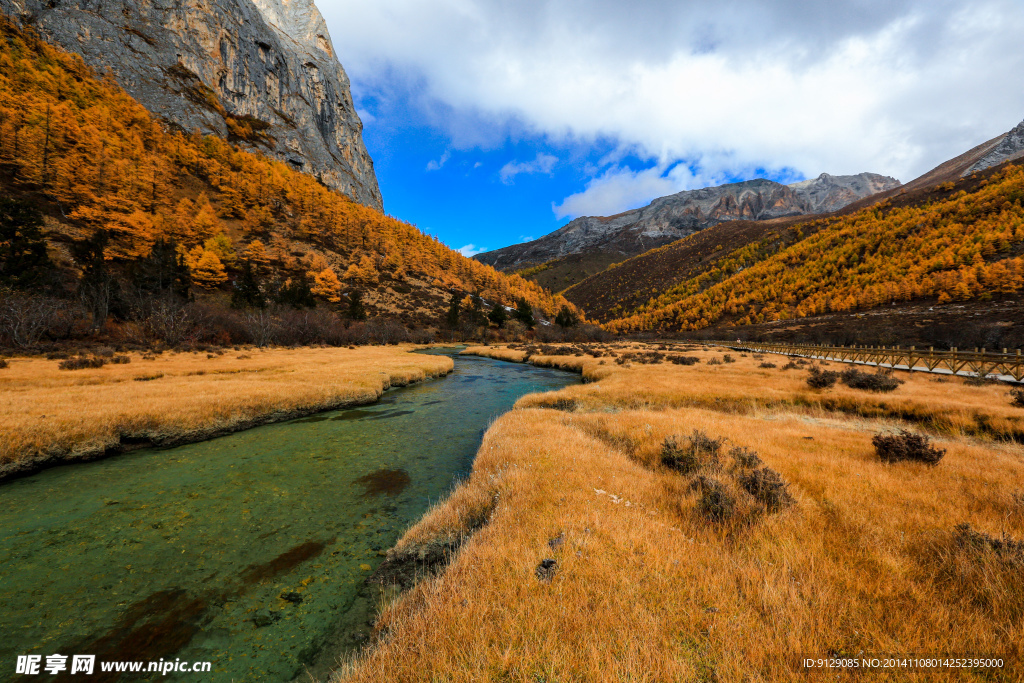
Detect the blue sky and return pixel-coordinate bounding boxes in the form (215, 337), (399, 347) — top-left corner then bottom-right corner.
(320, 0), (1024, 256)
(355, 93), (784, 256)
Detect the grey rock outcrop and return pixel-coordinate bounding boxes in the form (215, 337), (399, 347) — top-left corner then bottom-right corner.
(1, 0), (382, 210)
(964, 119), (1024, 176)
(476, 172), (900, 270)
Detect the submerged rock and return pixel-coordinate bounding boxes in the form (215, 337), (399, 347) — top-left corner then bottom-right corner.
(369, 538), (463, 592)
(252, 609), (281, 627)
(535, 558), (558, 582)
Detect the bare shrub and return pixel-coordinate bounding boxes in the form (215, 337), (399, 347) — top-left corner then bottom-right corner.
(145, 297), (200, 346)
(706, 357), (723, 366)
(366, 317), (409, 345)
(1010, 387), (1024, 408)
(670, 355), (700, 365)
(241, 309), (279, 348)
(0, 358), (8, 369)
(502, 319), (527, 342)
(739, 467), (794, 512)
(565, 324), (611, 342)
(534, 324), (564, 343)
(409, 327), (436, 344)
(872, 430), (945, 465)
(840, 368), (902, 392)
(963, 375), (996, 386)
(758, 362), (777, 369)
(110, 355), (131, 364)
(806, 367), (839, 389)
(59, 356), (106, 370)
(0, 291), (61, 348)
(722, 354), (736, 363)
(781, 361), (798, 370)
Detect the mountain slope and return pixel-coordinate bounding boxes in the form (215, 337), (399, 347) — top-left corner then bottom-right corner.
(475, 172), (900, 274)
(0, 18), (571, 324)
(565, 119), (1024, 325)
(600, 160), (1024, 334)
(0, 0), (382, 209)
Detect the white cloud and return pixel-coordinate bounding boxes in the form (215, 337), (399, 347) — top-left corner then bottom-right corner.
(518, 234), (535, 243)
(426, 150), (451, 171)
(553, 164), (720, 219)
(457, 244), (487, 257)
(499, 153), (558, 184)
(321, 0), (1024, 192)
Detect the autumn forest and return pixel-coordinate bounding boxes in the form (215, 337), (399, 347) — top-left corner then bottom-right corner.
(0, 18), (578, 349)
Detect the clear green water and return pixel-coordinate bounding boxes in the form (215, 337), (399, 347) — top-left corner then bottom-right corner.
(0, 349), (577, 682)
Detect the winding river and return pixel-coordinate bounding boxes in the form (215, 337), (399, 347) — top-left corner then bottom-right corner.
(0, 348), (577, 682)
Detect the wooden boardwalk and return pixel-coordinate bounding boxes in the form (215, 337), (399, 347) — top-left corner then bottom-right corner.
(699, 341), (1024, 383)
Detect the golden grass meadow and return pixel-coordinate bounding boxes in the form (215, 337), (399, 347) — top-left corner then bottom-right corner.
(3, 340), (1022, 681)
(0, 345), (452, 479)
(329, 343), (1024, 682)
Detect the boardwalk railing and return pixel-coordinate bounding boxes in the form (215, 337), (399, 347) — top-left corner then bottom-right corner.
(696, 341), (1024, 383)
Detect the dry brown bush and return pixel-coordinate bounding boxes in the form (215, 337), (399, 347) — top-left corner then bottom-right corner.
(806, 367), (839, 388)
(840, 367), (902, 392)
(872, 429), (946, 465)
(738, 467), (794, 512)
(58, 356), (106, 370)
(1011, 387), (1024, 408)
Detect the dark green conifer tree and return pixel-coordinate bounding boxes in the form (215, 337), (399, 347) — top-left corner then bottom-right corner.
(275, 272), (317, 309)
(487, 303), (507, 328)
(445, 290), (461, 329)
(347, 289), (368, 320)
(72, 231), (115, 329)
(513, 297), (535, 329)
(0, 196), (53, 290)
(131, 238), (191, 299)
(555, 305), (579, 328)
(231, 260), (266, 309)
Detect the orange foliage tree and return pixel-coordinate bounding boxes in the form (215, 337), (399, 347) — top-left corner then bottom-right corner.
(0, 18), (577, 319)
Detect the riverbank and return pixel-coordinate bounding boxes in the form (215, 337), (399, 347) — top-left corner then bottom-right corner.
(336, 342), (1024, 682)
(0, 345), (452, 481)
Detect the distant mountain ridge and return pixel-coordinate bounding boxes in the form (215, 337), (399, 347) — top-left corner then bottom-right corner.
(475, 172), (900, 271)
(560, 116), (1024, 329)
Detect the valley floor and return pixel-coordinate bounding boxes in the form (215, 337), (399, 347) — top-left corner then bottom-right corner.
(336, 342), (1024, 682)
(0, 345), (452, 481)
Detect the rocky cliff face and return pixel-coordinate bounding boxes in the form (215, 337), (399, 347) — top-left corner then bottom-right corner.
(1, 0), (382, 210)
(476, 172), (900, 270)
